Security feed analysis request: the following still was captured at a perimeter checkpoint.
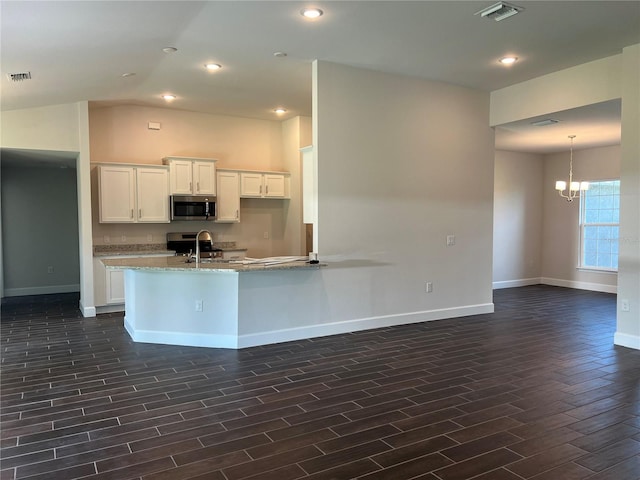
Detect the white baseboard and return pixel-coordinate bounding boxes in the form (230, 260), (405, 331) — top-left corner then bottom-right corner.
(124, 303), (494, 350)
(541, 277), (617, 294)
(614, 332), (640, 350)
(4, 284), (81, 297)
(237, 303), (495, 349)
(124, 317), (239, 348)
(493, 278), (541, 289)
(79, 300), (96, 318)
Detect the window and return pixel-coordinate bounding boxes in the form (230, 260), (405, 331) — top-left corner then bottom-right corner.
(580, 180), (620, 270)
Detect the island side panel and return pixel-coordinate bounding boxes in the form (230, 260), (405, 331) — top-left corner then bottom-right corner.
(236, 269), (335, 347)
(124, 269), (240, 348)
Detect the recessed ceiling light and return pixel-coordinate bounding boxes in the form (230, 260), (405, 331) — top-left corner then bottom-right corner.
(301, 7), (323, 19)
(121, 72), (136, 78)
(205, 63), (222, 71)
(499, 56), (518, 65)
(273, 52), (288, 58)
(162, 94), (176, 101)
(162, 47), (178, 54)
(274, 108), (287, 114)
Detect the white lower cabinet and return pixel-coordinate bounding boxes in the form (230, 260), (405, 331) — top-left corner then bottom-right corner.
(94, 253), (173, 312)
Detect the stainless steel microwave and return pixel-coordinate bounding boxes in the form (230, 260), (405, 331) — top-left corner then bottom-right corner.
(170, 195), (216, 221)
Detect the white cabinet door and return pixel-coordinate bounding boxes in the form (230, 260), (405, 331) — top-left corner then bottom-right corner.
(165, 157), (217, 194)
(193, 161), (216, 195)
(216, 170), (240, 223)
(98, 166), (136, 223)
(264, 174), (286, 197)
(240, 172), (264, 197)
(168, 159), (193, 194)
(106, 269), (125, 304)
(136, 168), (170, 223)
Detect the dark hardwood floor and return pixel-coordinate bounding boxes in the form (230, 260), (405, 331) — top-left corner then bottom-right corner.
(1, 286), (639, 480)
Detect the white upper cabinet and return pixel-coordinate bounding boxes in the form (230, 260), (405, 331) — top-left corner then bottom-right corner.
(136, 167), (170, 222)
(239, 171), (290, 199)
(98, 165), (136, 223)
(97, 164), (170, 223)
(163, 157), (217, 195)
(216, 169), (240, 223)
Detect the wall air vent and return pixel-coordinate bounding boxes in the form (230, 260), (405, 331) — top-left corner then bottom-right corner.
(7, 72), (32, 82)
(475, 2), (524, 21)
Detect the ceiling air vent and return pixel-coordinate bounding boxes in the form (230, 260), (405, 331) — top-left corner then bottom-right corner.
(7, 72), (32, 82)
(475, 2), (524, 21)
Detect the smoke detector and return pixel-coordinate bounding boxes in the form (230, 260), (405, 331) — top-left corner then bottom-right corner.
(475, 2), (524, 21)
(7, 72), (32, 82)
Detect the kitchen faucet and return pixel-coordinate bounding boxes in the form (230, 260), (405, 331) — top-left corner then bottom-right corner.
(194, 229), (212, 267)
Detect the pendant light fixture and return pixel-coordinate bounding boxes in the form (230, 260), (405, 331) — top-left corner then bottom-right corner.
(555, 135), (589, 202)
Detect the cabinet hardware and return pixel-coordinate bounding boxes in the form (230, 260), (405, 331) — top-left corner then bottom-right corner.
(139, 209), (142, 218)
(197, 182), (200, 192)
(266, 185), (269, 194)
(259, 185), (262, 194)
(236, 209), (239, 219)
(131, 209), (134, 219)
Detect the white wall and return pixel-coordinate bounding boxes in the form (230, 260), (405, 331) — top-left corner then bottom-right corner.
(89, 105), (308, 257)
(541, 145), (620, 292)
(1, 102), (94, 314)
(491, 45), (640, 350)
(314, 61), (495, 324)
(617, 43), (640, 348)
(493, 150), (543, 288)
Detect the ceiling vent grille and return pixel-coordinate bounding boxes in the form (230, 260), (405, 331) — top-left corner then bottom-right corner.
(7, 72), (32, 82)
(475, 2), (524, 21)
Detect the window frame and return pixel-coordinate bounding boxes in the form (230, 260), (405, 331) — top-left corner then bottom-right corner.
(578, 179), (620, 273)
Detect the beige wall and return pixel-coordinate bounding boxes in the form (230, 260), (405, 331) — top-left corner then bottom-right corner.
(89, 105), (308, 257)
(493, 150), (543, 287)
(314, 61), (495, 321)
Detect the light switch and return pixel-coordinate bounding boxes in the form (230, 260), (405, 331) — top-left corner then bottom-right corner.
(447, 235), (456, 246)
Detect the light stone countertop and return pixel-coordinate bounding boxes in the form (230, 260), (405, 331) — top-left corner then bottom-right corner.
(93, 243), (247, 257)
(101, 256), (324, 273)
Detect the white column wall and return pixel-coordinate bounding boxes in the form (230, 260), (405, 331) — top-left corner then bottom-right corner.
(313, 61), (495, 324)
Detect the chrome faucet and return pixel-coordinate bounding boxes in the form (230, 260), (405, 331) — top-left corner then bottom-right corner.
(194, 229), (212, 267)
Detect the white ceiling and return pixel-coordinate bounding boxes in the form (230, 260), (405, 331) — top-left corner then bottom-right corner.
(1, 1), (639, 153)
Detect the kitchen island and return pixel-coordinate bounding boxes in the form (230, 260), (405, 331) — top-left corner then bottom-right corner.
(102, 256), (326, 349)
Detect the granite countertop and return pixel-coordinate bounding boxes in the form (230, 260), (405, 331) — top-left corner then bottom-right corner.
(93, 244), (174, 257)
(101, 256), (324, 273)
(93, 242), (247, 257)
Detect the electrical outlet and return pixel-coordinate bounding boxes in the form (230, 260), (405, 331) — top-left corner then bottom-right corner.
(147, 234), (153, 242)
(621, 299), (630, 312)
(446, 235), (456, 246)
(121, 235), (127, 242)
(425, 282), (433, 293)
(263, 231), (269, 239)
(104, 235), (110, 243)
(195, 300), (203, 312)
(47, 266), (54, 274)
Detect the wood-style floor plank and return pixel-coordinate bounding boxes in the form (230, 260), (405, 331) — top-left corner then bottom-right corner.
(1, 286), (639, 479)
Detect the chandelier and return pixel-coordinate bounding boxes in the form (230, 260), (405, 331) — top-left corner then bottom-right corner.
(555, 135), (589, 202)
